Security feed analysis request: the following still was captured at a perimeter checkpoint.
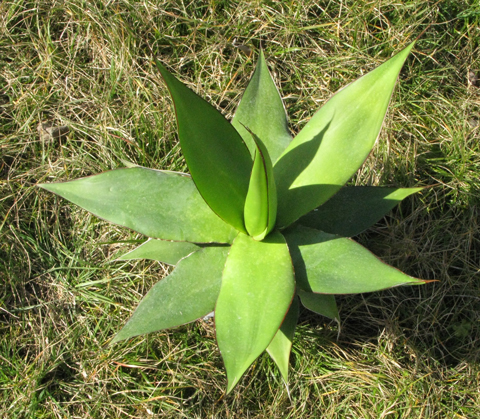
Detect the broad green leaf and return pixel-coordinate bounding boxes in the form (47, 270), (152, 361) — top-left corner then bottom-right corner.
(266, 296), (299, 382)
(39, 167), (237, 243)
(284, 225), (425, 294)
(215, 231), (295, 393)
(243, 128), (277, 240)
(156, 60), (252, 233)
(297, 289), (339, 322)
(118, 238), (200, 265)
(232, 50), (292, 162)
(112, 246), (229, 343)
(274, 43), (415, 228)
(298, 186), (423, 237)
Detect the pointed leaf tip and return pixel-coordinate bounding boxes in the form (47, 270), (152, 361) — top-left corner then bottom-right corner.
(274, 43), (415, 228)
(216, 232), (295, 392)
(232, 51), (292, 163)
(298, 186), (424, 237)
(38, 168), (237, 243)
(155, 59), (252, 233)
(298, 290), (339, 322)
(285, 225), (425, 294)
(266, 295), (299, 382)
(118, 238), (199, 265)
(112, 246), (229, 343)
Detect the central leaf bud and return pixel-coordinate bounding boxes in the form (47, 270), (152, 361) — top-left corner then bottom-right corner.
(243, 127), (277, 240)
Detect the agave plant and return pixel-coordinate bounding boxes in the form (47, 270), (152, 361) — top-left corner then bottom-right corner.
(39, 42), (428, 393)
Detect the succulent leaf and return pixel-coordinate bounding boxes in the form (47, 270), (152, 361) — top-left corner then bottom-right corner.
(112, 246), (229, 343)
(39, 168), (237, 243)
(297, 290), (339, 322)
(215, 231), (295, 393)
(243, 128), (277, 240)
(118, 238), (200, 265)
(232, 50), (292, 162)
(298, 186), (423, 237)
(155, 60), (252, 233)
(285, 225), (425, 294)
(274, 43), (415, 228)
(266, 295), (299, 382)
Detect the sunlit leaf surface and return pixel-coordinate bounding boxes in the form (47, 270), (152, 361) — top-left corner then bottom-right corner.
(215, 232), (295, 393)
(232, 50), (292, 162)
(39, 168), (237, 243)
(274, 43), (415, 227)
(285, 225), (425, 294)
(112, 246), (229, 343)
(156, 60), (252, 233)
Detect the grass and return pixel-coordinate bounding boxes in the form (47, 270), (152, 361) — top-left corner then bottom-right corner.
(1, 0), (480, 417)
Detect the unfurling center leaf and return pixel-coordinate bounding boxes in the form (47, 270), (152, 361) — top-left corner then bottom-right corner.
(243, 127), (277, 240)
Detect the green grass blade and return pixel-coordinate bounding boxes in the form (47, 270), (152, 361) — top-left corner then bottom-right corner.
(39, 168), (237, 243)
(285, 225), (426, 294)
(274, 43), (415, 228)
(266, 295), (299, 383)
(297, 290), (339, 322)
(243, 128), (277, 240)
(215, 231), (295, 393)
(298, 186), (424, 237)
(155, 60), (252, 233)
(232, 50), (292, 162)
(118, 238), (200, 265)
(112, 246), (229, 343)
